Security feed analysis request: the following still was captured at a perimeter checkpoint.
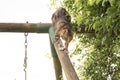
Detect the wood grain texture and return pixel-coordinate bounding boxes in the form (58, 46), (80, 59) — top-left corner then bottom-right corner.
(54, 43), (79, 80)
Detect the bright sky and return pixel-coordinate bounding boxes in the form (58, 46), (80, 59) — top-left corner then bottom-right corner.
(0, 0), (54, 23)
(0, 0), (56, 80)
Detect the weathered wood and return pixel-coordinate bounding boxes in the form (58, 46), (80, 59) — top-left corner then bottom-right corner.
(49, 27), (79, 80)
(0, 23), (97, 34)
(54, 43), (79, 80)
(0, 23), (51, 33)
(52, 56), (62, 80)
(49, 34), (62, 80)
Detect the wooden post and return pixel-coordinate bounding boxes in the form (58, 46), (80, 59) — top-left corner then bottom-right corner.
(49, 27), (62, 80)
(49, 27), (79, 80)
(54, 44), (79, 80)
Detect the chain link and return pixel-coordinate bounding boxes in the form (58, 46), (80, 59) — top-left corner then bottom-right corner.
(23, 32), (28, 80)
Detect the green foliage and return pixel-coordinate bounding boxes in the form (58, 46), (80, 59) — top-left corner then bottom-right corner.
(50, 0), (120, 79)
(61, 0), (120, 79)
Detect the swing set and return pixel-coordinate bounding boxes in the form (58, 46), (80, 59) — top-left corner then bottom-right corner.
(0, 22), (79, 80)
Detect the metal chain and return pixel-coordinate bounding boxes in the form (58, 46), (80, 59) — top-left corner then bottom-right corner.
(23, 32), (28, 80)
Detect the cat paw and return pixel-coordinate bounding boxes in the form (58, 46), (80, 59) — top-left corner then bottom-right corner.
(59, 47), (65, 51)
(58, 47), (69, 53)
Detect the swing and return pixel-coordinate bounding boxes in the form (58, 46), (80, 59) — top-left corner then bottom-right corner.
(0, 22), (78, 80)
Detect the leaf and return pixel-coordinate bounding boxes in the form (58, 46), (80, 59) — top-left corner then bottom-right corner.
(102, 0), (108, 6)
(106, 16), (111, 26)
(109, 0), (115, 6)
(96, 0), (102, 5)
(88, 0), (96, 6)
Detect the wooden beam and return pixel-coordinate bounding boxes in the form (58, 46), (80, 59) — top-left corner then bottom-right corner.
(0, 23), (51, 33)
(49, 35), (62, 80)
(54, 43), (79, 80)
(0, 23), (97, 34)
(49, 27), (79, 80)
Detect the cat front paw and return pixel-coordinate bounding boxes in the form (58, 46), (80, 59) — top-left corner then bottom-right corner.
(59, 47), (65, 51)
